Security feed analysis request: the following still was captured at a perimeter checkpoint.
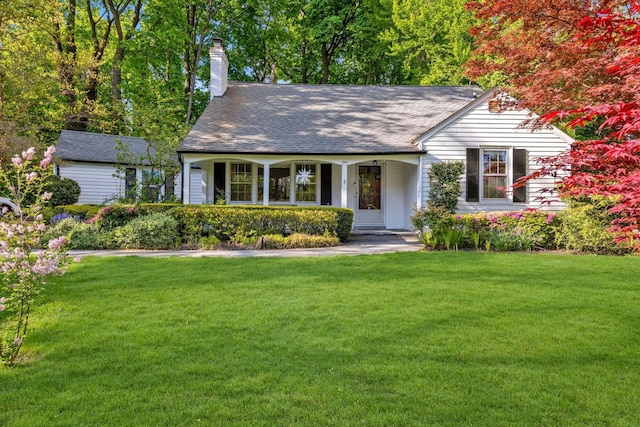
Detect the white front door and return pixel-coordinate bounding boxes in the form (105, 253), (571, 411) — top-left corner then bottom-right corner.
(356, 164), (384, 226)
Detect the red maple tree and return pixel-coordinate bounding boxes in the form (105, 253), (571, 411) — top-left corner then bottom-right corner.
(467, 0), (640, 250)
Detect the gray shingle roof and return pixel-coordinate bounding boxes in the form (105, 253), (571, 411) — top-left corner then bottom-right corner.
(56, 130), (154, 164)
(179, 83), (483, 155)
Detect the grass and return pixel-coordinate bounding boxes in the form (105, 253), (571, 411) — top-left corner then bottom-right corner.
(1, 252), (639, 426)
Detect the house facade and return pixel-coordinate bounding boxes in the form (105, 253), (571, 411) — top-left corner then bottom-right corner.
(55, 130), (202, 205)
(177, 39), (571, 230)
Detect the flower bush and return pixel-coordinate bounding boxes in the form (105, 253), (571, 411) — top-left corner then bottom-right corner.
(0, 146), (71, 365)
(411, 207), (560, 252)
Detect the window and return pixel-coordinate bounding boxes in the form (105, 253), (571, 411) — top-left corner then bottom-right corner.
(466, 148), (528, 203)
(125, 168), (137, 199)
(482, 149), (507, 199)
(142, 170), (161, 202)
(295, 163), (317, 202)
(258, 166), (291, 203)
(230, 163), (252, 202)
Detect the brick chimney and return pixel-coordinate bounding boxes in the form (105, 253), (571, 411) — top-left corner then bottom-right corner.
(210, 38), (228, 99)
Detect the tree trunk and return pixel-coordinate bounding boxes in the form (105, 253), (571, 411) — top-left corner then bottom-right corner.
(320, 42), (330, 84)
(301, 39), (309, 84)
(52, 0), (79, 129)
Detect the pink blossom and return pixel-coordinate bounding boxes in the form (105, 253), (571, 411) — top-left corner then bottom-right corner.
(0, 297), (5, 311)
(48, 236), (68, 250)
(45, 146), (55, 157)
(42, 192), (53, 201)
(40, 157), (51, 168)
(455, 215), (462, 220)
(26, 172), (37, 181)
(7, 185), (15, 195)
(11, 156), (22, 167)
(22, 147), (36, 160)
(546, 214), (555, 224)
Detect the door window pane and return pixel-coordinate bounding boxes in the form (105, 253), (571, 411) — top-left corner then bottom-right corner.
(359, 165), (381, 210)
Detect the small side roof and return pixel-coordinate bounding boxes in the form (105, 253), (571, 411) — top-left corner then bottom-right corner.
(56, 130), (153, 164)
(179, 83), (483, 155)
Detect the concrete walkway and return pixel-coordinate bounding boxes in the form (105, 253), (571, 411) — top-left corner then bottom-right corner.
(68, 230), (422, 259)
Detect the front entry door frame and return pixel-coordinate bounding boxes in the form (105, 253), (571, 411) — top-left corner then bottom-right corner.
(355, 163), (384, 227)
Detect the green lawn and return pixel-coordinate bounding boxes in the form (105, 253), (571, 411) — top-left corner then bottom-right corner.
(1, 252), (639, 426)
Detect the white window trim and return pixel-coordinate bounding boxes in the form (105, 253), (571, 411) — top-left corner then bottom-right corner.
(227, 162), (253, 204)
(479, 147), (513, 203)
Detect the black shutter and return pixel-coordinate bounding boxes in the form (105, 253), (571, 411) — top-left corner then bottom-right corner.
(320, 163), (332, 205)
(125, 168), (136, 198)
(513, 149), (528, 203)
(466, 148), (479, 202)
(214, 162), (226, 201)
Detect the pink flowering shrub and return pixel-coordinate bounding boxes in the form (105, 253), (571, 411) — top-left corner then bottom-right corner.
(0, 146), (71, 366)
(412, 206), (560, 251)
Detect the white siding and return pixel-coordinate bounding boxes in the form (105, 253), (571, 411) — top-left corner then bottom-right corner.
(385, 161), (416, 229)
(189, 169), (202, 204)
(58, 162), (124, 204)
(421, 103), (571, 213)
(58, 161), (186, 205)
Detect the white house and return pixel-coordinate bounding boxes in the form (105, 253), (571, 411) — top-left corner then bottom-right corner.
(177, 39), (571, 230)
(54, 131), (202, 205)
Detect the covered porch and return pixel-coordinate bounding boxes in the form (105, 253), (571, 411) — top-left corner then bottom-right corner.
(181, 153), (422, 230)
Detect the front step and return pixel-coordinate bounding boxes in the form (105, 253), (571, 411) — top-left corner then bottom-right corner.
(349, 229), (418, 243)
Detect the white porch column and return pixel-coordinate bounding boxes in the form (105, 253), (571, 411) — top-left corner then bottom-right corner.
(183, 160), (191, 204)
(416, 155), (424, 209)
(262, 164), (270, 206)
(205, 163), (215, 203)
(201, 167), (208, 203)
(341, 161), (348, 208)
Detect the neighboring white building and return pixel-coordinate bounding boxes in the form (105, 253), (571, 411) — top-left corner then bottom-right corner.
(176, 38), (571, 230)
(55, 131), (202, 205)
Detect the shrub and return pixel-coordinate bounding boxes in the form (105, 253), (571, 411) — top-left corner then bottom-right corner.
(260, 233), (340, 249)
(138, 203), (182, 216)
(68, 224), (107, 250)
(113, 212), (179, 249)
(412, 208), (560, 252)
(41, 218), (106, 249)
(555, 202), (630, 255)
(40, 218), (80, 246)
(173, 205), (353, 243)
(54, 204), (102, 220)
(93, 204), (139, 230)
(49, 212), (81, 224)
(43, 175), (80, 206)
(199, 235), (220, 249)
(428, 161), (465, 213)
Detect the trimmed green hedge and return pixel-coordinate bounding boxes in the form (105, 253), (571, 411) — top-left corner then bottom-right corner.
(54, 204), (102, 220)
(137, 203), (183, 216)
(173, 205), (353, 242)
